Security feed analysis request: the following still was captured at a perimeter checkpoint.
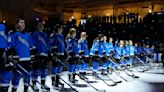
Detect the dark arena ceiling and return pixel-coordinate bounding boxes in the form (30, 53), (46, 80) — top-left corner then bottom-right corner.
(0, 0), (163, 14)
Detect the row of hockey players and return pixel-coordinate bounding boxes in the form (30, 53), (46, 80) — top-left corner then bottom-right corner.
(0, 18), (155, 92)
(0, 18), (56, 92)
(90, 35), (155, 76)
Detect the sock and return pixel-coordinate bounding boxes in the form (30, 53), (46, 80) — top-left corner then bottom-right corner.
(24, 85), (28, 92)
(68, 74), (72, 81)
(55, 75), (60, 87)
(32, 80), (36, 85)
(52, 76), (56, 85)
(41, 80), (45, 85)
(11, 87), (17, 92)
(72, 73), (76, 80)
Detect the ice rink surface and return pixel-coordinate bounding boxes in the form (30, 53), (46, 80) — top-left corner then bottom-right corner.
(8, 66), (164, 92)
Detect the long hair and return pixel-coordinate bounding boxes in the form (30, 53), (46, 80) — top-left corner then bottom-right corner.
(66, 28), (76, 39)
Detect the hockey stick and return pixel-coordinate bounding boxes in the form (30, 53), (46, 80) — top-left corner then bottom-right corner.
(60, 61), (107, 91)
(108, 57), (139, 79)
(9, 62), (37, 92)
(133, 57), (149, 72)
(87, 60), (117, 86)
(8, 55), (50, 91)
(86, 55), (118, 86)
(60, 61), (89, 81)
(16, 63), (50, 91)
(79, 74), (106, 92)
(75, 55), (107, 91)
(131, 56), (148, 72)
(122, 57), (145, 73)
(135, 56), (151, 70)
(61, 61), (107, 91)
(58, 61), (81, 91)
(107, 58), (128, 82)
(59, 76), (78, 92)
(95, 59), (122, 84)
(104, 74), (122, 84)
(16, 69), (36, 91)
(92, 71), (117, 86)
(117, 57), (139, 78)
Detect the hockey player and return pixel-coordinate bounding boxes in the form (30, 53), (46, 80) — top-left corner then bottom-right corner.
(134, 43), (139, 56)
(114, 39), (119, 48)
(31, 21), (50, 91)
(122, 40), (130, 66)
(134, 42), (146, 64)
(50, 25), (65, 88)
(145, 44), (155, 63)
(113, 40), (125, 66)
(107, 37), (115, 57)
(0, 24), (12, 92)
(101, 36), (109, 75)
(90, 37), (99, 75)
(107, 37), (116, 72)
(78, 32), (89, 75)
(150, 45), (155, 60)
(140, 43), (147, 63)
(10, 18), (33, 92)
(90, 34), (105, 76)
(127, 40), (135, 66)
(65, 28), (79, 83)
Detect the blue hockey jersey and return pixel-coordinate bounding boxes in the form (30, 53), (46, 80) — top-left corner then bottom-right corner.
(32, 31), (49, 56)
(134, 46), (142, 56)
(103, 42), (109, 55)
(10, 31), (33, 61)
(57, 33), (65, 55)
(7, 33), (15, 49)
(66, 37), (79, 57)
(107, 42), (114, 56)
(140, 47), (147, 56)
(128, 45), (135, 56)
(114, 46), (123, 59)
(50, 33), (65, 55)
(78, 39), (89, 57)
(125, 45), (135, 56)
(90, 40), (99, 56)
(122, 46), (128, 57)
(90, 40), (106, 57)
(50, 33), (57, 50)
(145, 47), (154, 58)
(0, 24), (8, 48)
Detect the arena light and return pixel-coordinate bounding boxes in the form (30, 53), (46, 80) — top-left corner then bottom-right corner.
(139, 16), (141, 18)
(2, 20), (6, 23)
(157, 12), (164, 15)
(71, 16), (74, 19)
(35, 17), (39, 21)
(148, 9), (152, 13)
(88, 15), (91, 18)
(106, 13), (110, 16)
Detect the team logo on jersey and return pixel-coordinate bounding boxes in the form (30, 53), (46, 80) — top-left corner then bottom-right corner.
(0, 31), (7, 40)
(57, 36), (65, 49)
(84, 40), (88, 49)
(18, 36), (30, 47)
(50, 38), (54, 44)
(38, 36), (47, 48)
(8, 37), (11, 42)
